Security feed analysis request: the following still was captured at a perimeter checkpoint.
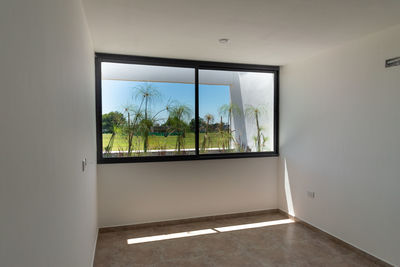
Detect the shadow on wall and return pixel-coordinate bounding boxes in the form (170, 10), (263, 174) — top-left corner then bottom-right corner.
(282, 157), (295, 216)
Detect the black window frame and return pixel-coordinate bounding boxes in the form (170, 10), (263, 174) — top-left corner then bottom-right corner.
(96, 53), (279, 164)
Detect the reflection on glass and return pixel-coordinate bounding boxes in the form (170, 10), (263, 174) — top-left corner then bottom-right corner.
(199, 69), (274, 154)
(101, 62), (195, 157)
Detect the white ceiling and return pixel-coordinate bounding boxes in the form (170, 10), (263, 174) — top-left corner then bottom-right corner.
(82, 0), (400, 65)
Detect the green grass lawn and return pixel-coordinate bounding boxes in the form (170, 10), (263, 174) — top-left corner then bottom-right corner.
(102, 132), (226, 152)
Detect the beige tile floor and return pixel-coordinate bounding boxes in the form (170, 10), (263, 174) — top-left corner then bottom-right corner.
(94, 213), (384, 266)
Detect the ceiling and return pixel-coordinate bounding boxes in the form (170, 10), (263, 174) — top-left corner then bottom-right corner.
(82, 0), (400, 65)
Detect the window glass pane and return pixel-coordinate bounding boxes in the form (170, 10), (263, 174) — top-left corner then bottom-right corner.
(101, 62), (195, 157)
(199, 69), (274, 154)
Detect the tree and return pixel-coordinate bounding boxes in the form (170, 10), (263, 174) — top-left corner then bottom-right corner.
(102, 112), (125, 155)
(122, 106), (143, 155)
(201, 114), (214, 151)
(189, 118), (205, 133)
(102, 112), (125, 133)
(219, 103), (241, 149)
(245, 104), (267, 152)
(138, 117), (156, 152)
(166, 104), (192, 153)
(217, 116), (227, 151)
(135, 83), (161, 152)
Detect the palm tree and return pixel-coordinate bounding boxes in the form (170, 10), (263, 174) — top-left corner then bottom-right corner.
(219, 103), (241, 149)
(217, 115), (228, 151)
(245, 104), (267, 152)
(166, 104), (192, 153)
(138, 116), (155, 153)
(201, 113), (214, 151)
(123, 105), (143, 155)
(104, 121), (122, 156)
(135, 83), (161, 152)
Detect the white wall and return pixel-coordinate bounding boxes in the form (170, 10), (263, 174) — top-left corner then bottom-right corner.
(279, 25), (400, 266)
(0, 1), (97, 266)
(98, 157), (277, 227)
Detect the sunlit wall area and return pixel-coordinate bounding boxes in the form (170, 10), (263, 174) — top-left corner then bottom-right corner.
(279, 25), (400, 266)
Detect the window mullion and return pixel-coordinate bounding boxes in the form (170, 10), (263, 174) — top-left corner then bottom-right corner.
(195, 67), (199, 157)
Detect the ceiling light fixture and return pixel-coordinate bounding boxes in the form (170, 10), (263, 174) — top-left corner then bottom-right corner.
(218, 38), (229, 44)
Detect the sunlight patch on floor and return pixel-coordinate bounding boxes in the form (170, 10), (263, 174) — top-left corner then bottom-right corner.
(127, 229), (217, 244)
(214, 219), (294, 232)
(127, 218), (294, 244)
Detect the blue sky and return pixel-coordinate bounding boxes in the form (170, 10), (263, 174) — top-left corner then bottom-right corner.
(102, 80), (230, 124)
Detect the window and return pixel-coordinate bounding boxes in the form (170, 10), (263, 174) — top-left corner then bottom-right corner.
(199, 69), (275, 154)
(100, 62), (195, 158)
(96, 53), (279, 163)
